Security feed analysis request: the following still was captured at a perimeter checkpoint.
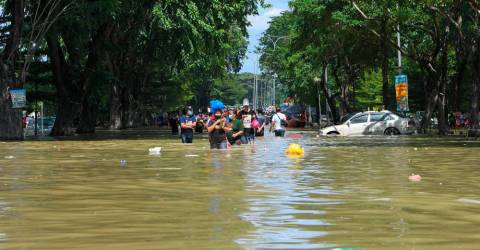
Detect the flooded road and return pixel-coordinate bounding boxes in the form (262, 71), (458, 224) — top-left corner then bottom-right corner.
(1, 131), (480, 249)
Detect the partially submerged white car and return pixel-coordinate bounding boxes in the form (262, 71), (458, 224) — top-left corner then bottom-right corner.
(320, 111), (415, 136)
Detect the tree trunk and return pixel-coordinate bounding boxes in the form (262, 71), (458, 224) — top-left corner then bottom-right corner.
(332, 67), (349, 118)
(421, 91), (438, 134)
(76, 98), (97, 134)
(110, 83), (123, 129)
(471, 52), (480, 130)
(195, 79), (212, 110)
(352, 80), (356, 110)
(124, 90), (136, 128)
(46, 31), (79, 136)
(0, 74), (23, 140)
(451, 50), (467, 111)
(320, 68), (338, 122)
(437, 38), (450, 135)
(76, 22), (114, 134)
(437, 93), (448, 135)
(0, 0), (24, 140)
(421, 72), (440, 134)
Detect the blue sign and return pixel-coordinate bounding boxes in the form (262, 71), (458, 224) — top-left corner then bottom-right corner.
(9, 88), (27, 108)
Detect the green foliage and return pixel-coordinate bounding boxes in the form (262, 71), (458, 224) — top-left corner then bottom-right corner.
(17, 0), (264, 130)
(356, 69), (383, 109)
(259, 0), (480, 131)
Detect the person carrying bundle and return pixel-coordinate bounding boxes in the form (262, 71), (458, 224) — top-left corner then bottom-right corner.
(207, 100), (229, 149)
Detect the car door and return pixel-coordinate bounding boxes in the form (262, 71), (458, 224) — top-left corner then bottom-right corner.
(345, 114), (369, 135)
(368, 112), (389, 134)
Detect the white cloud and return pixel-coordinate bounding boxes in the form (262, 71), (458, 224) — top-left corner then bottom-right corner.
(241, 1), (289, 72)
(265, 8), (284, 17)
(248, 7), (285, 32)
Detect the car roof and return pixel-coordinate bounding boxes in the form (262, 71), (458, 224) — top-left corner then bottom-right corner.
(348, 111), (394, 119)
(354, 111), (394, 115)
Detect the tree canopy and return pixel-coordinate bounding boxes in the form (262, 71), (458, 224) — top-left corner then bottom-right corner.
(0, 0), (265, 138)
(259, 0), (480, 134)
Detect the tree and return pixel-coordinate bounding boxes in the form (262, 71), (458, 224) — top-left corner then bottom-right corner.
(0, 0), (69, 140)
(0, 0), (24, 140)
(260, 0), (381, 121)
(260, 0), (479, 134)
(42, 0), (264, 133)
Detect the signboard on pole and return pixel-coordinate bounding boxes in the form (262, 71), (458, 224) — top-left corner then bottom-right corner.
(395, 75), (409, 112)
(9, 88), (27, 108)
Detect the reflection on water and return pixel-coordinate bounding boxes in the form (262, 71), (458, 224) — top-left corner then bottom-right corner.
(1, 131), (480, 249)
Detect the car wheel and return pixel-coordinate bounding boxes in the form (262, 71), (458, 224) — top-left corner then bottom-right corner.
(327, 131), (340, 136)
(384, 127), (400, 136)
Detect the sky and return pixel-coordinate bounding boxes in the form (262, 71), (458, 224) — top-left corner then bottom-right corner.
(240, 0), (290, 73)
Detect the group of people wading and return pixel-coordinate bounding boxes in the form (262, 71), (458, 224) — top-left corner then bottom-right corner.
(179, 99), (287, 149)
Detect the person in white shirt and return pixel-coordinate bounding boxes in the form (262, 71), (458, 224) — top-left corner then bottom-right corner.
(270, 107), (287, 137)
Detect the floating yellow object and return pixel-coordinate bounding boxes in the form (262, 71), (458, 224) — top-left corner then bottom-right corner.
(285, 144), (304, 157)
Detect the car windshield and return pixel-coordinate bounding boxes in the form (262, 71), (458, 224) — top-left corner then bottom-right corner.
(341, 113), (359, 123)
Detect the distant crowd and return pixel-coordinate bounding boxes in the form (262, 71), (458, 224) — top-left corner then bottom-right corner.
(448, 112), (478, 129)
(160, 101), (287, 149)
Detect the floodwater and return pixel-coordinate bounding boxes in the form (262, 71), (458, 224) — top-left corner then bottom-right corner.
(1, 130), (480, 250)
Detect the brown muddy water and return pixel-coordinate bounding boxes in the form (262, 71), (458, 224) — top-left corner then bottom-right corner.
(0, 130), (480, 250)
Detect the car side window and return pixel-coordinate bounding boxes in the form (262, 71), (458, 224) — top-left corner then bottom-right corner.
(350, 114), (369, 124)
(383, 115), (395, 121)
(370, 113), (387, 122)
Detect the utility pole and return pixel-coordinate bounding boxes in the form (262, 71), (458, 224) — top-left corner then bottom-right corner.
(34, 81), (38, 137)
(324, 67), (330, 126)
(253, 74), (257, 110)
(259, 78), (263, 109)
(396, 4), (403, 73)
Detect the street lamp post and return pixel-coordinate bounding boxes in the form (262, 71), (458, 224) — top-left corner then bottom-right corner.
(253, 59), (257, 111)
(314, 77), (322, 131)
(250, 51), (260, 111)
(272, 74), (277, 106)
(396, 22), (402, 72)
(265, 35), (288, 106)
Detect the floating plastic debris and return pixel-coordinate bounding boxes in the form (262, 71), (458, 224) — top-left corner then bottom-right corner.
(457, 198), (480, 205)
(4, 156), (15, 159)
(120, 160), (127, 166)
(408, 174), (422, 182)
(149, 147), (162, 153)
(368, 198), (391, 202)
(285, 144), (304, 157)
(148, 147), (162, 155)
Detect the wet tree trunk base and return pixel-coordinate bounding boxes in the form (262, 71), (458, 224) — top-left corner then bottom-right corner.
(0, 94), (23, 140)
(50, 95), (78, 136)
(76, 94), (98, 134)
(467, 130), (480, 138)
(470, 52), (480, 131)
(0, 70), (23, 140)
